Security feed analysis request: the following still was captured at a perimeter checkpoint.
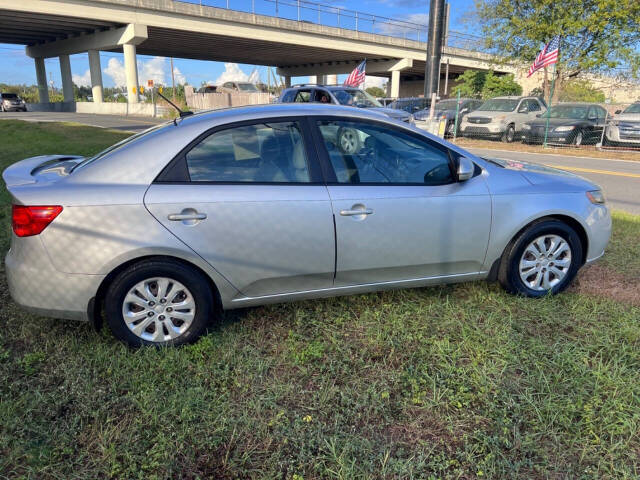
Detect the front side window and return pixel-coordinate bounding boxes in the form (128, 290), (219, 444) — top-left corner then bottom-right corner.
(527, 99), (541, 112)
(316, 120), (453, 185)
(185, 121), (311, 183)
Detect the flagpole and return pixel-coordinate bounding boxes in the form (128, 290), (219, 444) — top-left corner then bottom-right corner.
(543, 37), (560, 148)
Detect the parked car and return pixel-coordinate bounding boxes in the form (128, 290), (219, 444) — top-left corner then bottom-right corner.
(387, 97), (432, 114)
(217, 81), (260, 93)
(522, 103), (608, 145)
(3, 104), (611, 347)
(197, 85), (218, 94)
(279, 84), (412, 123)
(414, 98), (484, 136)
(605, 102), (640, 146)
(1, 92), (27, 112)
(460, 96), (547, 142)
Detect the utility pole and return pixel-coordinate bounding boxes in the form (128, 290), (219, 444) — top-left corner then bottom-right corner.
(170, 57), (176, 101)
(424, 0), (446, 99)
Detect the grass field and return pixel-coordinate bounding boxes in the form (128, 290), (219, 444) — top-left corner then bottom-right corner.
(0, 121), (639, 479)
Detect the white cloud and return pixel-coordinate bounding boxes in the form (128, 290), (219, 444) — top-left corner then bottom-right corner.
(377, 13), (427, 36)
(139, 56), (166, 86)
(214, 63), (249, 85)
(72, 69), (91, 87)
(103, 58), (127, 87)
(173, 66), (187, 85)
(364, 75), (387, 89)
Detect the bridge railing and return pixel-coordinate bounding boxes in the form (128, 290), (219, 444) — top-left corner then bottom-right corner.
(174, 0), (486, 50)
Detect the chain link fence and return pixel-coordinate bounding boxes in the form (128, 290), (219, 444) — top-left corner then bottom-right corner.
(410, 96), (640, 154)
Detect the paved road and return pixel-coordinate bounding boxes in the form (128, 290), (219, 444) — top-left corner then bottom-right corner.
(468, 147), (640, 215)
(1, 111), (164, 132)
(2, 112), (638, 214)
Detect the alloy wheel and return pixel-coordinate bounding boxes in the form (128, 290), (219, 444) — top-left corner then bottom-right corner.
(339, 128), (359, 154)
(121, 277), (196, 342)
(518, 234), (572, 291)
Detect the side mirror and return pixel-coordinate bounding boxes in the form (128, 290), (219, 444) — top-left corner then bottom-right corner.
(457, 156), (474, 182)
(615, 109), (622, 114)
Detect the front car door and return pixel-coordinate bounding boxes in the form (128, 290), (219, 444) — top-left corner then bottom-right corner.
(145, 118), (335, 298)
(312, 117), (491, 286)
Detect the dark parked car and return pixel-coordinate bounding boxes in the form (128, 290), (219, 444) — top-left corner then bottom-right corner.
(279, 84), (412, 123)
(522, 103), (608, 146)
(415, 98), (484, 136)
(1, 92), (26, 112)
(388, 97), (431, 114)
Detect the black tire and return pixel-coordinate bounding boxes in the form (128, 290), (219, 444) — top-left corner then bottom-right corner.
(498, 219), (583, 297)
(105, 259), (215, 347)
(502, 124), (515, 143)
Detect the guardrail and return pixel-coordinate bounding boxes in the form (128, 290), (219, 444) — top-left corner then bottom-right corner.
(174, 0), (486, 50)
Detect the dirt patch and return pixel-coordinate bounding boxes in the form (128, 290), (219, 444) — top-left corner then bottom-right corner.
(571, 264), (640, 306)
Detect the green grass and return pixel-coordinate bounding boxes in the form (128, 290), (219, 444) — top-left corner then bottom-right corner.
(0, 121), (639, 479)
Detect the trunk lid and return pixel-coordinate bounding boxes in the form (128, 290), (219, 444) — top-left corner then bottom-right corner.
(2, 155), (84, 188)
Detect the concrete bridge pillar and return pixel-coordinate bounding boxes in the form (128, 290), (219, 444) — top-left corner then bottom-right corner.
(88, 50), (104, 103)
(284, 76), (291, 88)
(390, 70), (401, 98)
(123, 43), (139, 103)
(34, 57), (49, 103)
(59, 54), (74, 103)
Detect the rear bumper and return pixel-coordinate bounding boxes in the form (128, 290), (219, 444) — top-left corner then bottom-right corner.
(5, 234), (104, 321)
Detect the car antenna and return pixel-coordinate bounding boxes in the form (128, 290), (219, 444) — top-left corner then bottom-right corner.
(154, 88), (193, 123)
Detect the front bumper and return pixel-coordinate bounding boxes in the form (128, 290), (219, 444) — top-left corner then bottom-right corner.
(460, 122), (505, 137)
(605, 125), (640, 144)
(584, 203), (612, 264)
(5, 234), (104, 321)
(522, 129), (574, 144)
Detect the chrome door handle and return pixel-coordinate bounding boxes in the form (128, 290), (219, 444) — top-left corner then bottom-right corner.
(168, 212), (207, 221)
(340, 208), (373, 216)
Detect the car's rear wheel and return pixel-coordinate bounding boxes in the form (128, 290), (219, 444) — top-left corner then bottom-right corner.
(498, 220), (582, 297)
(105, 259), (215, 347)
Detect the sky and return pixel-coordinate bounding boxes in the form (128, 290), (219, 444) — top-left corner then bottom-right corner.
(0, 0), (476, 90)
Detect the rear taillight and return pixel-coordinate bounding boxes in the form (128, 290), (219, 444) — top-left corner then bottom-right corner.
(12, 205), (63, 237)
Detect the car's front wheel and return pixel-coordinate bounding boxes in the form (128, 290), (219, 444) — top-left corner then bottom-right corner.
(105, 259), (215, 347)
(502, 124), (515, 143)
(498, 220), (583, 297)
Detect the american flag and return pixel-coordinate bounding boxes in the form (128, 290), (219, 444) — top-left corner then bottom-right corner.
(527, 35), (560, 77)
(344, 59), (366, 87)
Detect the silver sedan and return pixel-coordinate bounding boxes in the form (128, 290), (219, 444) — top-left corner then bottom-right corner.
(3, 104), (611, 346)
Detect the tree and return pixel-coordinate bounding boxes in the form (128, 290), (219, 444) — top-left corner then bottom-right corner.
(558, 79), (606, 102)
(474, 0), (640, 99)
(453, 70), (522, 98)
(365, 86), (386, 98)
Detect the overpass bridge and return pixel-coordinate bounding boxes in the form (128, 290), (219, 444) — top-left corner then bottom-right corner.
(0, 0), (507, 105)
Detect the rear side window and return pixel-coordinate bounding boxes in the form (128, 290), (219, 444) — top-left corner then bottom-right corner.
(294, 91), (311, 103)
(316, 119), (453, 185)
(185, 121), (311, 183)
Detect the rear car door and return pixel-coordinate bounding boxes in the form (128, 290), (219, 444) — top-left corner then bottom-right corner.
(145, 118), (335, 297)
(312, 117), (491, 286)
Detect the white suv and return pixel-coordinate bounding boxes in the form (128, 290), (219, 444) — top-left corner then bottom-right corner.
(605, 102), (640, 146)
(460, 96), (547, 142)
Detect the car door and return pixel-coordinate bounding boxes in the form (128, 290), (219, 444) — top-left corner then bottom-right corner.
(588, 106), (606, 142)
(526, 99), (543, 122)
(144, 118), (335, 297)
(312, 117), (491, 286)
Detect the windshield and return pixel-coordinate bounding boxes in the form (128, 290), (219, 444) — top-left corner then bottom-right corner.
(479, 98), (519, 112)
(72, 122), (171, 171)
(333, 89), (382, 108)
(623, 103), (640, 114)
(237, 83), (259, 92)
(2, 93), (18, 99)
(548, 105), (588, 119)
(435, 100), (458, 110)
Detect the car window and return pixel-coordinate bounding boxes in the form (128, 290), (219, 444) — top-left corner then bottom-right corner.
(280, 90), (296, 102)
(185, 121), (311, 183)
(294, 91), (311, 103)
(313, 89), (332, 104)
(528, 99), (541, 112)
(2, 93), (18, 99)
(623, 103), (640, 114)
(480, 98), (519, 112)
(587, 107), (598, 120)
(316, 119), (453, 185)
(597, 107), (608, 120)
